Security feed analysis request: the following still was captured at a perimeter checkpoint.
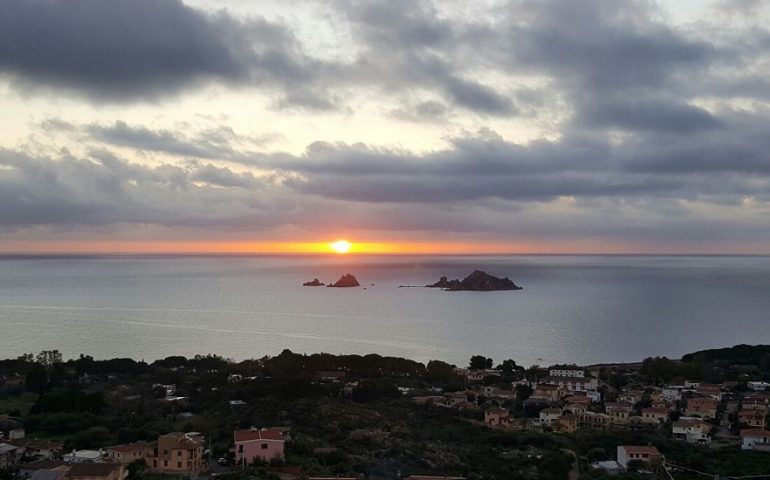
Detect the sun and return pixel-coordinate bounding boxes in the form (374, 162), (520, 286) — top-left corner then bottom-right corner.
(330, 239), (352, 254)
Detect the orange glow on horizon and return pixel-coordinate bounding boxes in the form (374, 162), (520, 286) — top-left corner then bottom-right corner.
(0, 240), (544, 255)
(1, 239), (764, 255)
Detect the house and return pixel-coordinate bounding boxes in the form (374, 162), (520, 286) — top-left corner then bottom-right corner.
(484, 407), (511, 427)
(685, 397), (718, 419)
(743, 397), (769, 413)
(618, 390), (645, 405)
(64, 463), (125, 480)
(616, 446), (662, 470)
(538, 408), (562, 426)
(538, 376), (598, 392)
(739, 409), (766, 428)
(549, 368), (584, 378)
(672, 419), (711, 444)
(107, 443), (150, 464)
(145, 432), (204, 474)
(0, 416), (24, 441)
(552, 414), (578, 433)
(591, 461), (624, 475)
(234, 428), (287, 464)
(466, 370), (501, 382)
(531, 384), (563, 402)
(578, 411), (610, 430)
(564, 402), (588, 414)
(0, 443), (19, 469)
(740, 429), (770, 451)
(9, 438), (63, 460)
(697, 384), (722, 400)
(605, 403), (633, 426)
(748, 382), (770, 392)
(439, 391), (470, 408)
(661, 386), (684, 402)
(651, 399), (676, 412)
(481, 386), (516, 399)
(640, 407), (669, 423)
(63, 450), (107, 463)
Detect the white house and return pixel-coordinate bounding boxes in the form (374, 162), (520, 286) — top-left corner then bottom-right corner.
(616, 446), (662, 469)
(661, 386), (683, 402)
(748, 381), (770, 392)
(539, 376), (597, 392)
(741, 429), (770, 451)
(539, 408), (562, 426)
(672, 419), (711, 445)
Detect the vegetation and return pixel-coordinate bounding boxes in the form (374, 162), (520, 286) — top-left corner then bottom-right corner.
(2, 346), (770, 479)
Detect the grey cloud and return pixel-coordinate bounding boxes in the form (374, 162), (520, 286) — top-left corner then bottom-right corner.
(191, 164), (261, 189)
(578, 97), (723, 132)
(0, 148), (290, 229)
(86, 121), (233, 159)
(46, 120), (277, 164)
(505, 0), (715, 92)
(0, 0), (323, 102)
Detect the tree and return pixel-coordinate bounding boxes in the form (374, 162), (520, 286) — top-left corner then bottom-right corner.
(126, 459), (146, 480)
(497, 359), (524, 375)
(17, 353), (34, 363)
(26, 363), (49, 393)
(470, 355), (493, 370)
(36, 350), (63, 366)
(426, 360), (456, 382)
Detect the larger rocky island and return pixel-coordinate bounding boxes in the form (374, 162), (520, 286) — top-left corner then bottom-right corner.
(328, 273), (361, 287)
(426, 270), (522, 291)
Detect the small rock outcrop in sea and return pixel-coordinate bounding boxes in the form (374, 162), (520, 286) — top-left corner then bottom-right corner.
(303, 278), (325, 286)
(328, 274), (361, 288)
(426, 270), (522, 291)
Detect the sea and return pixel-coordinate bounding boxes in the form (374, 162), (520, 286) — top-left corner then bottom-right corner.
(1, 254), (769, 367)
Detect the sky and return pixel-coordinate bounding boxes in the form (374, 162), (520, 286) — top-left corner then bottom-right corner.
(1, 0), (770, 254)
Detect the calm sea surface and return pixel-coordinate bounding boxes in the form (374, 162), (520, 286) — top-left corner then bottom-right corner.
(1, 255), (768, 366)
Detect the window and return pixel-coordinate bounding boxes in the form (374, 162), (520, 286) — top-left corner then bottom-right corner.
(261, 443), (268, 449)
(177, 462), (182, 468)
(164, 460), (168, 467)
(238, 445), (243, 453)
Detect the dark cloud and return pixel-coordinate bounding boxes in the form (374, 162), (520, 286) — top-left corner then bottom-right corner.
(0, 0), (323, 103)
(578, 97), (723, 132)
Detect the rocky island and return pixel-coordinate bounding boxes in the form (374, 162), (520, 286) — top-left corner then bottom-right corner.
(302, 278), (325, 286)
(328, 273), (361, 288)
(426, 270), (522, 291)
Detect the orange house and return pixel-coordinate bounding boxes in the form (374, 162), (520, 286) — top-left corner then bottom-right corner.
(146, 433), (204, 474)
(686, 397), (718, 419)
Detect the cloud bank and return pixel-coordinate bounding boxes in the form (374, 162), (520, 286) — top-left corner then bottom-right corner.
(1, 0), (770, 251)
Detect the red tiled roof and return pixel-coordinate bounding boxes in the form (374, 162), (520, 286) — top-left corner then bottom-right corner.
(108, 443), (150, 453)
(740, 429), (770, 438)
(621, 446), (660, 455)
(234, 428), (286, 442)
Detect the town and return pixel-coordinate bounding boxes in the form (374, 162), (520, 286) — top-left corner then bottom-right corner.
(2, 345), (770, 480)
